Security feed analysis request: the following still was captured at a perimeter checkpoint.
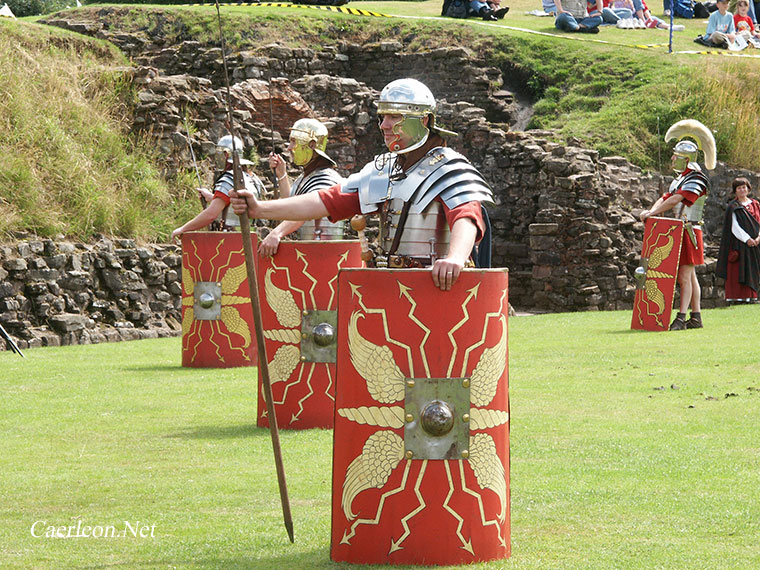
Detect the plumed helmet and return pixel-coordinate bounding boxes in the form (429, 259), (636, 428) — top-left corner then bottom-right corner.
(288, 118), (335, 167)
(665, 119), (716, 172)
(216, 135), (244, 157)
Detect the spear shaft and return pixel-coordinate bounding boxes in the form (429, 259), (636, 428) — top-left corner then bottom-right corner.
(182, 115), (206, 209)
(214, 0), (294, 543)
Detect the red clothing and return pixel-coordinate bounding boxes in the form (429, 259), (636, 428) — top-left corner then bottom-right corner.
(213, 190), (230, 205)
(317, 184), (486, 242)
(724, 199), (760, 300)
(680, 227), (704, 266)
(734, 14), (754, 34)
(663, 168), (707, 265)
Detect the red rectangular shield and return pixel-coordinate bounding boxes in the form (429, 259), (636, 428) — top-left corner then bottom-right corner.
(631, 217), (684, 331)
(181, 231), (258, 368)
(256, 239), (364, 430)
(331, 268), (510, 565)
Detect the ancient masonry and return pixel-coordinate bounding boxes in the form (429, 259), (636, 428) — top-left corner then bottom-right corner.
(1, 10), (755, 350)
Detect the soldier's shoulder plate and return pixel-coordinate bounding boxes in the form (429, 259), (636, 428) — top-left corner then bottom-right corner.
(680, 170), (709, 196)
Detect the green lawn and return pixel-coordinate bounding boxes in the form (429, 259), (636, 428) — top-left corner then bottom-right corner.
(2, 304), (759, 569)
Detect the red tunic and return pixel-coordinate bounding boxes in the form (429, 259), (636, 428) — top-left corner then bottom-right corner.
(663, 175), (705, 266)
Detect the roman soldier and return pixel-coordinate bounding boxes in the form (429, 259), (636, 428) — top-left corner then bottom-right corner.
(259, 118), (345, 256)
(640, 119), (715, 330)
(231, 78), (494, 291)
(171, 135), (264, 242)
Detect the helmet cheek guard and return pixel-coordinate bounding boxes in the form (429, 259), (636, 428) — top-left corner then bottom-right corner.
(377, 78), (451, 155)
(672, 140), (698, 173)
(385, 115), (430, 154)
(291, 140), (314, 167)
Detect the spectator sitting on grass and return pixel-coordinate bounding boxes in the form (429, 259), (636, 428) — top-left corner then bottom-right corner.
(469, 0), (510, 19)
(546, 0), (603, 32)
(697, 0), (736, 47)
(729, 0), (757, 23)
(733, 0), (760, 39)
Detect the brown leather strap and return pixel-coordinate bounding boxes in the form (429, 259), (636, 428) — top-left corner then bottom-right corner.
(387, 198), (414, 256)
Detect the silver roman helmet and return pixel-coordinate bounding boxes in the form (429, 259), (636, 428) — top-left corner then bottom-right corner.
(377, 78), (456, 154)
(665, 120), (717, 173)
(215, 134), (244, 169)
(289, 118), (335, 167)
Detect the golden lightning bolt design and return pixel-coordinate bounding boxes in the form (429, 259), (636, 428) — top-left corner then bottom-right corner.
(324, 363), (335, 402)
(294, 249), (318, 309)
(388, 460), (428, 554)
(341, 460), (411, 545)
(397, 282), (431, 378)
(189, 320), (202, 362)
(209, 322), (225, 363)
(446, 284), (481, 378)
(327, 251), (350, 310)
(461, 287), (508, 377)
(273, 363), (305, 405)
(458, 459), (506, 548)
(349, 282), (415, 377)
(270, 257), (308, 309)
(291, 363), (316, 423)
(443, 461), (474, 555)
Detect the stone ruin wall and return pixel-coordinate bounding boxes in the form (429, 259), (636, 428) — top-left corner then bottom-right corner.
(3, 13), (758, 351)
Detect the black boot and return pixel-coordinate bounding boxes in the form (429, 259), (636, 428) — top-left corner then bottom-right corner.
(669, 312), (687, 331)
(493, 6), (510, 18)
(686, 312), (703, 329)
(479, 7), (497, 20)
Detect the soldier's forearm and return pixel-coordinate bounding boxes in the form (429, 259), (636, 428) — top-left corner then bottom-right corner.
(254, 192), (329, 221)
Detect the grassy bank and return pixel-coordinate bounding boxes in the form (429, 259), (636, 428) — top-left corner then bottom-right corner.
(1, 305), (759, 568)
(3, 3), (760, 241)
(0, 20), (197, 241)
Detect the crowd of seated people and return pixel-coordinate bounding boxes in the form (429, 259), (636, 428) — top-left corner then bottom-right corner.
(440, 0), (760, 44)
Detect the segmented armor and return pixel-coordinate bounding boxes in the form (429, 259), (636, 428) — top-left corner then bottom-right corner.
(292, 167), (346, 240)
(670, 168), (709, 226)
(343, 147), (493, 264)
(215, 170), (264, 229)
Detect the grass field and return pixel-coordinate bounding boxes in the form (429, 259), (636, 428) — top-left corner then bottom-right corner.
(2, 304), (759, 569)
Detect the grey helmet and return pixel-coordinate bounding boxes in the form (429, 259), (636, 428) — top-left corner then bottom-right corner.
(215, 135), (244, 169)
(377, 78), (456, 154)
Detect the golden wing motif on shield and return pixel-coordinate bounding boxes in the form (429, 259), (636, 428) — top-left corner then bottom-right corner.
(342, 431), (404, 520)
(348, 311), (405, 404)
(468, 433), (507, 523)
(220, 261), (247, 295)
(470, 316), (507, 407)
(220, 306), (251, 348)
(647, 232), (674, 270)
(644, 279), (665, 314)
(264, 268), (301, 328)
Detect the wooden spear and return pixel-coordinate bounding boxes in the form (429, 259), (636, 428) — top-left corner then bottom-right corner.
(214, 0), (294, 543)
